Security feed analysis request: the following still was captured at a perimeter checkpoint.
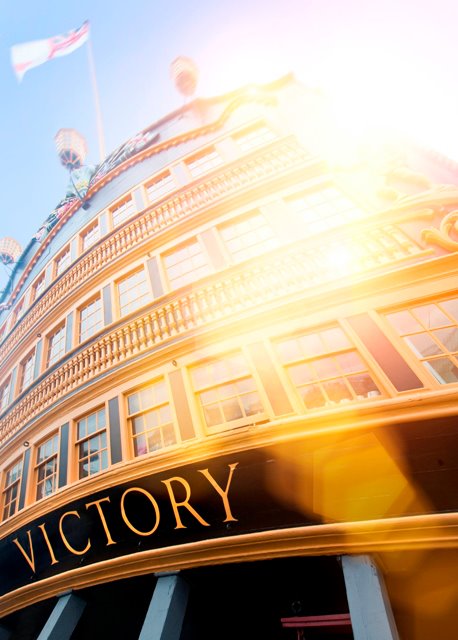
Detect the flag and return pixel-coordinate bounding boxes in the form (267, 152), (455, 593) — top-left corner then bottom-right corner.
(11, 21), (90, 82)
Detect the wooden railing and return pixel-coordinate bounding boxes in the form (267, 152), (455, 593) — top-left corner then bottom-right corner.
(0, 222), (425, 445)
(0, 138), (312, 368)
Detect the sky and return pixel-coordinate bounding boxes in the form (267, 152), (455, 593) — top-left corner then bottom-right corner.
(0, 0), (458, 288)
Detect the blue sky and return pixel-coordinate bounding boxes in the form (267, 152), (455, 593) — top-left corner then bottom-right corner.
(1, 0), (457, 289)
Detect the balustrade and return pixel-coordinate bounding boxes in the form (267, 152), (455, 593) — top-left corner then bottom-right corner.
(0, 222), (427, 444)
(0, 138), (310, 368)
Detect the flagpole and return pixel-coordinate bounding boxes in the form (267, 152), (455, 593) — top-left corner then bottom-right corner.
(86, 36), (106, 162)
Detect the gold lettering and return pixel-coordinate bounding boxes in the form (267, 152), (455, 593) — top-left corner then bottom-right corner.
(162, 476), (210, 529)
(13, 530), (36, 572)
(120, 487), (160, 536)
(38, 523), (59, 565)
(59, 511), (91, 555)
(85, 497), (116, 546)
(198, 462), (239, 522)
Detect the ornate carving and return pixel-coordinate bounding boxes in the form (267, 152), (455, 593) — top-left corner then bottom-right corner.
(421, 210), (458, 251)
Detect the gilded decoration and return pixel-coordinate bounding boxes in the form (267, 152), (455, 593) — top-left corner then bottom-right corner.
(422, 209), (458, 251)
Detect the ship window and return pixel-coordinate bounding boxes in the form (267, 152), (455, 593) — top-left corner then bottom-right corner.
(186, 147), (223, 179)
(0, 377), (11, 412)
(19, 349), (36, 392)
(191, 353), (265, 431)
(386, 299), (458, 384)
(76, 408), (108, 479)
(145, 171), (176, 203)
(219, 211), (278, 263)
(111, 196), (136, 227)
(11, 298), (25, 326)
(233, 124), (276, 152)
(55, 246), (71, 277)
(276, 326), (382, 410)
(79, 295), (103, 342)
(32, 272), (46, 302)
(2, 458), (23, 520)
(81, 220), (100, 252)
(117, 267), (150, 317)
(35, 433), (59, 500)
(127, 379), (177, 457)
(286, 186), (366, 235)
(163, 239), (211, 289)
(46, 322), (66, 368)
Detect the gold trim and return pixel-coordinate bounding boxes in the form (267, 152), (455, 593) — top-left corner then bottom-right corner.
(2, 512), (458, 616)
(422, 210), (458, 251)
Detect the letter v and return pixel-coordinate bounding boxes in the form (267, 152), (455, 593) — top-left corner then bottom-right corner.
(13, 530), (36, 572)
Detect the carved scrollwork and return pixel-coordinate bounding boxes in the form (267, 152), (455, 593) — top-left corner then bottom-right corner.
(421, 210), (458, 251)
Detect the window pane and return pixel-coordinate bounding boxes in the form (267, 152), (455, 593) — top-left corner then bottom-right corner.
(220, 212), (278, 263)
(118, 269), (150, 316)
(302, 384), (326, 409)
(441, 299), (458, 322)
(192, 354), (264, 429)
(387, 310), (422, 334)
(323, 379), (352, 403)
(79, 297), (103, 342)
(348, 373), (381, 398)
(386, 301), (458, 386)
(336, 351), (364, 373)
(234, 125), (276, 152)
(424, 358), (458, 384)
(146, 172), (175, 203)
(434, 327), (458, 353)
(81, 222), (100, 251)
(403, 334), (442, 358)
(186, 149), (223, 178)
(164, 241), (211, 289)
(287, 186), (365, 235)
(77, 408), (107, 479)
(278, 326), (381, 411)
(47, 324), (66, 367)
(413, 304), (450, 329)
(128, 380), (176, 456)
(112, 198), (135, 227)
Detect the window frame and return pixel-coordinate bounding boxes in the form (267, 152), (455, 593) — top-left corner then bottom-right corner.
(116, 266), (152, 318)
(54, 245), (71, 278)
(126, 378), (179, 458)
(185, 147), (223, 180)
(78, 294), (104, 343)
(285, 184), (367, 237)
(217, 210), (279, 265)
(110, 196), (136, 228)
(46, 321), (67, 368)
(74, 406), (109, 480)
(274, 324), (385, 412)
(31, 271), (46, 302)
(383, 298), (458, 386)
(233, 123), (276, 153)
(0, 376), (11, 413)
(19, 348), (36, 393)
(145, 171), (176, 204)
(2, 457), (23, 521)
(162, 237), (212, 290)
(11, 298), (25, 327)
(190, 351), (267, 433)
(80, 219), (101, 253)
(34, 432), (60, 501)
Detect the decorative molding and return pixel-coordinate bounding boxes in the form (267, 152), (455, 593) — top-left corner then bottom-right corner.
(5, 88), (279, 306)
(0, 138), (310, 369)
(0, 223), (428, 444)
(2, 511), (458, 617)
(422, 210), (458, 251)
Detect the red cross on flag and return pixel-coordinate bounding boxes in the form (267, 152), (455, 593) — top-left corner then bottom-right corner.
(11, 21), (90, 82)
